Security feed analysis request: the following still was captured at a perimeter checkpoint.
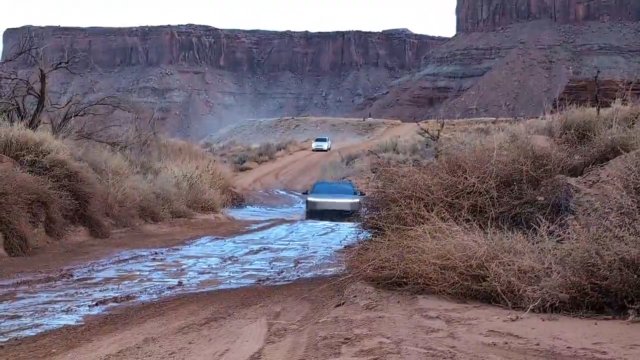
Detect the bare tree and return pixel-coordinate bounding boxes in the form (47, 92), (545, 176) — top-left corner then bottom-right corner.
(417, 118), (445, 159)
(594, 68), (601, 116)
(0, 33), (81, 130)
(0, 32), (124, 137)
(47, 95), (124, 137)
(73, 107), (160, 151)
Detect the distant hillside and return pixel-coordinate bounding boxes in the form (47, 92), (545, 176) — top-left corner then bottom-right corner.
(3, 0), (640, 136)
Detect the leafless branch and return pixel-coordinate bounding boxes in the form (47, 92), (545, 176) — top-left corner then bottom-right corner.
(48, 95), (126, 137)
(72, 108), (160, 151)
(417, 118), (445, 142)
(416, 118), (446, 159)
(0, 32), (39, 65)
(1, 32), (101, 132)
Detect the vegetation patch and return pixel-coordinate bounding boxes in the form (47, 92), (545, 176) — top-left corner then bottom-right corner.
(208, 140), (305, 171)
(0, 125), (237, 256)
(349, 104), (640, 315)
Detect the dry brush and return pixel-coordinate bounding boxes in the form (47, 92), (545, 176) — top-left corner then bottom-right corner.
(349, 104), (640, 314)
(0, 125), (238, 256)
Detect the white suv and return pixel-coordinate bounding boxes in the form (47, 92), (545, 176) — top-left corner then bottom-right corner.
(311, 137), (332, 152)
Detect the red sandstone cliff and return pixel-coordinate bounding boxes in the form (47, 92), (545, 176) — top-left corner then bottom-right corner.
(2, 26), (445, 136)
(359, 0), (640, 120)
(3, 26), (441, 72)
(2, 1), (640, 129)
(457, 0), (640, 33)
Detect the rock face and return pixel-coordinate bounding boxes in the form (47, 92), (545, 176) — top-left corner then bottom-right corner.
(4, 26), (438, 72)
(359, 0), (640, 120)
(3, 1), (639, 130)
(555, 79), (640, 108)
(2, 25), (446, 137)
(457, 0), (640, 33)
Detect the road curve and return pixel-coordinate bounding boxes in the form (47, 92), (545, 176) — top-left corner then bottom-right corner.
(234, 121), (416, 192)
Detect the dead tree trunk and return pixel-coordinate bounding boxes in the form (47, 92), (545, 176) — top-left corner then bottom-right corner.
(594, 68), (601, 116)
(27, 68), (47, 130)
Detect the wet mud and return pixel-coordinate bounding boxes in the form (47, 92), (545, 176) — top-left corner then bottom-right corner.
(0, 191), (364, 342)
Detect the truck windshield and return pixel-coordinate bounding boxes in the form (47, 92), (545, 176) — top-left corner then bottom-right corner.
(314, 138), (328, 142)
(311, 182), (356, 195)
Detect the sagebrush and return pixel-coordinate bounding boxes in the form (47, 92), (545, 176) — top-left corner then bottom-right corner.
(350, 105), (640, 314)
(0, 125), (237, 256)
(209, 140), (304, 171)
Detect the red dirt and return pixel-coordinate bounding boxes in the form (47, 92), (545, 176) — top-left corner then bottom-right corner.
(3, 120), (640, 359)
(234, 120), (414, 192)
(2, 278), (639, 360)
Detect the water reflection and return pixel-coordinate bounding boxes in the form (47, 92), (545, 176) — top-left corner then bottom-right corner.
(0, 191), (364, 342)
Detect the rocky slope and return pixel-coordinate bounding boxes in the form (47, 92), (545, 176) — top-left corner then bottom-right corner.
(360, 0), (640, 120)
(457, 0), (640, 33)
(2, 26), (445, 137)
(3, 1), (640, 131)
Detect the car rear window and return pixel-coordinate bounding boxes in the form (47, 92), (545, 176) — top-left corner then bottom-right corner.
(314, 138), (328, 142)
(311, 182), (356, 195)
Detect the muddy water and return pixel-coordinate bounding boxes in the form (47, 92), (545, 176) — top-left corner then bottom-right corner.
(0, 191), (364, 342)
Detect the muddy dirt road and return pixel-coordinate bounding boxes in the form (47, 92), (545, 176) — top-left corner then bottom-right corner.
(5, 279), (640, 360)
(234, 120), (415, 191)
(2, 119), (640, 359)
(0, 192), (363, 342)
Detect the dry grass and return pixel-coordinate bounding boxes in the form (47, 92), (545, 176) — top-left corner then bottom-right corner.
(363, 135), (572, 232)
(351, 220), (560, 310)
(209, 140), (305, 171)
(321, 152), (367, 181)
(372, 137), (433, 165)
(0, 125), (237, 256)
(79, 138), (239, 224)
(350, 105), (640, 314)
(0, 169), (65, 255)
(319, 137), (433, 183)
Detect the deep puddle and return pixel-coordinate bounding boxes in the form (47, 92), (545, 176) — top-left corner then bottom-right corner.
(227, 190), (305, 221)
(0, 191), (364, 342)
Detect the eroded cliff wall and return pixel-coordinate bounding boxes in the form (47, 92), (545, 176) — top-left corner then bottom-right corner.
(457, 0), (640, 33)
(357, 0), (640, 120)
(3, 26), (440, 72)
(1, 26), (446, 137)
(3, 0), (639, 128)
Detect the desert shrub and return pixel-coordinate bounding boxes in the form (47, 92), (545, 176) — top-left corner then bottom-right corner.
(0, 125), (237, 256)
(567, 129), (639, 176)
(374, 137), (427, 157)
(232, 153), (250, 166)
(375, 138), (401, 154)
(351, 105), (640, 314)
(79, 137), (237, 223)
(552, 105), (640, 147)
(213, 139), (303, 170)
(372, 137), (433, 164)
(0, 126), (109, 251)
(76, 147), (141, 226)
(36, 155), (110, 238)
(0, 169), (67, 255)
(0, 126), (66, 161)
(342, 152), (361, 167)
(548, 151), (640, 312)
(364, 135), (572, 233)
(350, 220), (561, 310)
(548, 105), (640, 175)
(553, 107), (602, 146)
